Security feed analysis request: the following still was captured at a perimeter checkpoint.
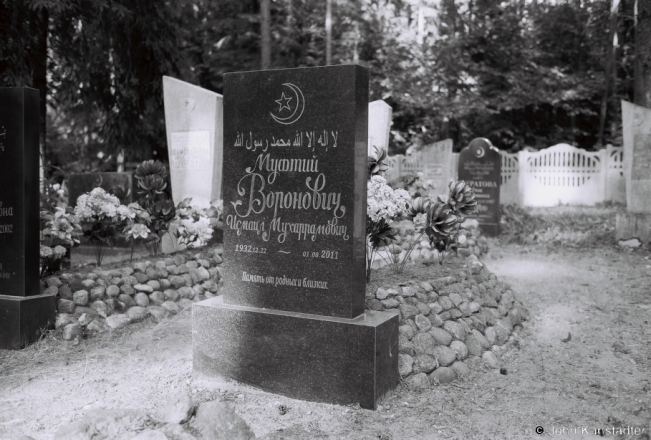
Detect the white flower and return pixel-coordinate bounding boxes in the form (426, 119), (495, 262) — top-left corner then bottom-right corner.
(40, 246), (53, 258)
(53, 245), (67, 258)
(367, 176), (411, 224)
(127, 223), (150, 240)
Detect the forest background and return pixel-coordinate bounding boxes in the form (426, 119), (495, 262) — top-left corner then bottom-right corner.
(1, 0), (650, 175)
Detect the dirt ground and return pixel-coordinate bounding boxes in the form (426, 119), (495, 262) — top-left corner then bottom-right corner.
(1, 237), (650, 439)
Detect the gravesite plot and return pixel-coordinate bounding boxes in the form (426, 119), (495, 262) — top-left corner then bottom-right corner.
(2, 1), (651, 434)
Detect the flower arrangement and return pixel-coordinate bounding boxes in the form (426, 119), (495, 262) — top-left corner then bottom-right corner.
(74, 187), (135, 266)
(133, 160), (176, 254)
(122, 202), (154, 258)
(40, 207), (82, 277)
(164, 198), (213, 250)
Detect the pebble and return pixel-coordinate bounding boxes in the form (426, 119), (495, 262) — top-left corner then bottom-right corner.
(450, 340), (469, 360)
(134, 284), (154, 293)
(482, 351), (499, 368)
(134, 292), (150, 308)
(105, 314), (131, 330)
(429, 366), (457, 384)
(464, 335), (484, 356)
(413, 354), (438, 374)
(412, 332), (436, 356)
(73, 290), (89, 306)
(450, 361), (470, 378)
(57, 299), (75, 314)
(443, 321), (467, 341)
(118, 294), (136, 308)
(163, 391), (194, 424)
(432, 345), (457, 367)
(55, 313), (76, 329)
(429, 327), (453, 346)
(398, 353), (414, 376)
(90, 300), (110, 318)
(86, 319), (109, 333)
(414, 314), (432, 332)
(149, 291), (166, 306)
(192, 400), (255, 439)
(126, 306), (149, 323)
(148, 306), (169, 323)
(178, 298), (194, 310)
(405, 373), (431, 390)
(161, 301), (180, 314)
(62, 323), (82, 341)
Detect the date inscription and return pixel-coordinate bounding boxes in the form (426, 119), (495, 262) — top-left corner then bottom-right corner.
(235, 244), (267, 254)
(302, 250), (339, 259)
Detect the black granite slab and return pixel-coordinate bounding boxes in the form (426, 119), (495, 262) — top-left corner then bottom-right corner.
(0, 293), (56, 349)
(0, 88), (40, 298)
(458, 138), (502, 236)
(193, 296), (398, 410)
(221, 65), (368, 318)
(68, 172), (135, 208)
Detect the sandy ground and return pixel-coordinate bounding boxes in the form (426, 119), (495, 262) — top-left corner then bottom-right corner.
(1, 240), (650, 440)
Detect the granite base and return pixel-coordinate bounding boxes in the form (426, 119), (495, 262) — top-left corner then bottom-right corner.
(0, 293), (56, 350)
(192, 296), (399, 410)
(616, 213), (651, 244)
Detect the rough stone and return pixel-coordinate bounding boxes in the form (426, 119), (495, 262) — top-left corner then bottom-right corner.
(119, 294), (137, 308)
(428, 327), (453, 346)
(90, 300), (110, 317)
(464, 335), (484, 357)
(134, 284), (154, 293)
(161, 301), (181, 314)
(469, 301), (481, 313)
(438, 296), (454, 311)
(400, 285), (418, 297)
(58, 284), (73, 300)
(429, 366), (457, 384)
(428, 314), (444, 328)
(62, 323), (82, 341)
(450, 361), (471, 378)
(432, 345), (457, 367)
(177, 263), (189, 274)
(163, 289), (180, 302)
(73, 290), (89, 306)
(45, 276), (62, 288)
(416, 302), (430, 316)
(133, 261), (148, 273)
(419, 281), (433, 292)
(159, 278), (171, 290)
(145, 267), (158, 280)
(366, 299), (383, 311)
(201, 280), (219, 293)
(126, 306), (150, 323)
(381, 298), (400, 309)
(398, 353), (414, 377)
(169, 275), (187, 289)
(146, 280), (161, 291)
(482, 351), (499, 368)
(405, 372), (431, 390)
(398, 334), (415, 356)
(428, 302), (443, 315)
(89, 286), (105, 301)
(449, 293), (463, 307)
(471, 329), (489, 350)
(178, 298), (194, 310)
(375, 287), (390, 300)
(135, 292), (150, 307)
(447, 309), (463, 319)
(399, 303), (419, 320)
(148, 306), (169, 323)
(86, 319), (109, 333)
(43, 286), (58, 296)
(106, 314), (131, 329)
(484, 327), (497, 345)
(191, 401), (255, 440)
(163, 391), (194, 424)
(57, 298), (75, 314)
(414, 314), (432, 332)
(55, 313), (76, 329)
(149, 291), (166, 306)
(120, 285), (136, 296)
(81, 279), (96, 289)
(399, 325), (415, 340)
(178, 286), (195, 299)
(78, 312), (101, 327)
(443, 320), (467, 341)
(412, 332), (436, 356)
(450, 340), (469, 360)
(413, 354), (438, 374)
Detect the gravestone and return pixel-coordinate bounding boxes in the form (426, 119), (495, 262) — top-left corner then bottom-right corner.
(163, 76), (224, 208)
(0, 88), (56, 350)
(421, 138), (453, 196)
(368, 100), (392, 155)
(616, 101), (651, 244)
(68, 172), (134, 208)
(193, 65), (399, 410)
(457, 138), (501, 236)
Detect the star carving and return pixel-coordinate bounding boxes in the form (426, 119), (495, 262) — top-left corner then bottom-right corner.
(275, 92), (292, 112)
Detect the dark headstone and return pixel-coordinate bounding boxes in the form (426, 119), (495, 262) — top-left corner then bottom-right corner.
(458, 138), (501, 236)
(0, 88), (55, 349)
(194, 65), (398, 410)
(193, 296), (398, 410)
(221, 65), (368, 319)
(67, 172), (134, 208)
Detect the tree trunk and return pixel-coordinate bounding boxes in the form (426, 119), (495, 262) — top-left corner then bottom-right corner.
(597, 0), (620, 147)
(29, 7), (48, 177)
(260, 0), (271, 70)
(634, 0), (651, 107)
(326, 0), (332, 65)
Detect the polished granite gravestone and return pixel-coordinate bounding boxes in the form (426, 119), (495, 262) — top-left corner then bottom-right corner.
(421, 139), (453, 196)
(458, 138), (501, 236)
(617, 101), (651, 245)
(163, 76), (224, 208)
(193, 65), (399, 410)
(0, 88), (56, 350)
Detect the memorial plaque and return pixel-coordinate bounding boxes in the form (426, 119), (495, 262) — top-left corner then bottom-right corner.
(421, 138), (453, 196)
(622, 101), (651, 214)
(163, 76), (223, 207)
(68, 172), (134, 208)
(0, 88), (55, 349)
(457, 138), (501, 236)
(221, 65), (368, 318)
(368, 100), (392, 155)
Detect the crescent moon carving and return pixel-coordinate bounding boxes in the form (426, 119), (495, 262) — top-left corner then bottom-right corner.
(270, 83), (305, 125)
(475, 147), (485, 158)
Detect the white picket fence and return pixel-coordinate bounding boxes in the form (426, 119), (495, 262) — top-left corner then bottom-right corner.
(386, 144), (625, 207)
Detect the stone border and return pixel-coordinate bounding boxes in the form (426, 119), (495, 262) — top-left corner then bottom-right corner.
(366, 253), (529, 388)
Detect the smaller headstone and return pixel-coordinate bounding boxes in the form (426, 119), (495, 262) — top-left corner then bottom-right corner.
(421, 139), (453, 196)
(368, 100), (392, 155)
(457, 138), (501, 236)
(163, 76), (223, 207)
